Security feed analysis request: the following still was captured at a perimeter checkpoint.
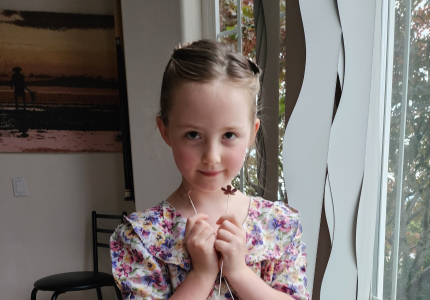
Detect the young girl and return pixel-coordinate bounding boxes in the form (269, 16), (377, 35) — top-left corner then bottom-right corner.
(110, 40), (309, 300)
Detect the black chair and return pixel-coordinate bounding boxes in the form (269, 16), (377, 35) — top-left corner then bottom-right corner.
(31, 211), (127, 300)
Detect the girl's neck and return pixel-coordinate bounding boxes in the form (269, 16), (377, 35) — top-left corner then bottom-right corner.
(177, 180), (231, 208)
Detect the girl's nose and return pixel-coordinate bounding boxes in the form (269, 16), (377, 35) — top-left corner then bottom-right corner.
(202, 142), (221, 165)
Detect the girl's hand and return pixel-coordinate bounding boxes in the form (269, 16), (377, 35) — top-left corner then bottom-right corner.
(215, 214), (248, 279)
(184, 213), (219, 279)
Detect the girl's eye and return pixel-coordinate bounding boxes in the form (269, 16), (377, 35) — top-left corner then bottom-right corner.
(223, 132), (237, 140)
(186, 131), (200, 139)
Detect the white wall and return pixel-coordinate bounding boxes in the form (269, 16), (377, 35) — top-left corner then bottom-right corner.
(0, 1), (135, 299)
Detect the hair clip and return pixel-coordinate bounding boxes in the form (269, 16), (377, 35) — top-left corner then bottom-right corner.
(247, 59), (260, 75)
(221, 185), (237, 195)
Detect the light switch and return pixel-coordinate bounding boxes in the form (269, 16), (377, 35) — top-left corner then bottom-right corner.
(12, 177), (28, 197)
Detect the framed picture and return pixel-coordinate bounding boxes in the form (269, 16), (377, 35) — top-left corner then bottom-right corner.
(0, 10), (122, 153)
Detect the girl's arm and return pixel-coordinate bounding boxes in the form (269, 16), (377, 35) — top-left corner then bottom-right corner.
(169, 270), (216, 300)
(227, 267), (296, 300)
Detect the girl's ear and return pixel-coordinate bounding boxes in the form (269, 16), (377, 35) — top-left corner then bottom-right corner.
(156, 116), (172, 147)
(249, 118), (261, 147)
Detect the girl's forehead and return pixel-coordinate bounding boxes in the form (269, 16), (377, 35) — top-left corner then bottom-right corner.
(170, 81), (252, 123)
(173, 81), (248, 107)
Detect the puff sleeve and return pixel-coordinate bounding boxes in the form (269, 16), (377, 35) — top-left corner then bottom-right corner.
(263, 216), (310, 300)
(110, 222), (172, 300)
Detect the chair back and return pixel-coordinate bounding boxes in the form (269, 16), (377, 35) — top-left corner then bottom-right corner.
(92, 211), (127, 272)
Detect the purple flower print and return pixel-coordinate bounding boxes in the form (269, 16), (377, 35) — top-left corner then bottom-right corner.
(126, 213), (140, 221)
(162, 238), (174, 250)
(251, 224), (262, 235)
(141, 274), (154, 286)
(111, 259), (118, 269)
(111, 249), (124, 268)
(274, 283), (295, 295)
(130, 249), (144, 264)
(269, 218), (279, 230)
(284, 259), (294, 270)
(177, 271), (186, 282)
(251, 236), (263, 246)
(280, 224), (292, 234)
(159, 250), (172, 261)
(135, 227), (150, 238)
(273, 244), (281, 257)
(263, 201), (273, 208)
(110, 239), (122, 252)
(161, 220), (174, 234)
(274, 260), (283, 273)
(144, 270), (166, 290)
(121, 280), (133, 291)
(116, 264), (132, 277)
(147, 214), (160, 225)
(286, 243), (299, 258)
(250, 210), (260, 218)
(149, 245), (161, 256)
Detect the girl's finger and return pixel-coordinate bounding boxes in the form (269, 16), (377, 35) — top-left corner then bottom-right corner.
(216, 214), (242, 229)
(206, 231), (217, 243)
(216, 228), (236, 243)
(184, 213), (208, 240)
(214, 239), (229, 253)
(217, 220), (246, 238)
(199, 227), (216, 243)
(188, 219), (210, 242)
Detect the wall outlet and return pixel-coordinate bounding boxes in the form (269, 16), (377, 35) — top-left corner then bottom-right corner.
(12, 177), (28, 197)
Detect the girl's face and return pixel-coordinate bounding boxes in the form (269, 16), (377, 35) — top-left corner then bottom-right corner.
(157, 81), (260, 193)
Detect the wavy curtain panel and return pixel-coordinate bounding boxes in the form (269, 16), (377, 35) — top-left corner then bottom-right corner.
(281, 0), (381, 299)
(282, 0), (341, 296)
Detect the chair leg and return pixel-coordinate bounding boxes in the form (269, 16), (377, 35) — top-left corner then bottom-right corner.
(31, 288), (38, 300)
(96, 287), (103, 300)
(114, 285), (122, 300)
(51, 291), (64, 300)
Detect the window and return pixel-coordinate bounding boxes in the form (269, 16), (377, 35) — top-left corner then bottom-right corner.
(377, 0), (430, 299)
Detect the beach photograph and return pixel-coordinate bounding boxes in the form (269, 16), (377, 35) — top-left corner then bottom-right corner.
(0, 10), (122, 152)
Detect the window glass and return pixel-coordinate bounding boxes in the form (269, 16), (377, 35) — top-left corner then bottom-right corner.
(383, 1), (430, 299)
(219, 0), (238, 32)
(279, 0), (286, 201)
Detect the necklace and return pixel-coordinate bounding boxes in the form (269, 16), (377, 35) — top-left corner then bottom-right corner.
(181, 186), (237, 300)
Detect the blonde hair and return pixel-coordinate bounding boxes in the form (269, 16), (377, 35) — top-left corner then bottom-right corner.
(158, 39), (262, 126)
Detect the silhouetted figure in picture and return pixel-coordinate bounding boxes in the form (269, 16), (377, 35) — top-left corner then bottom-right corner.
(10, 67), (30, 137)
(10, 67), (35, 110)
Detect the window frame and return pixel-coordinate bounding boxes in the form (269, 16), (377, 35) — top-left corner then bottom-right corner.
(372, 0), (416, 299)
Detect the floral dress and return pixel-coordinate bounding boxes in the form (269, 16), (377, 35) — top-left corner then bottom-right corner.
(110, 196), (310, 300)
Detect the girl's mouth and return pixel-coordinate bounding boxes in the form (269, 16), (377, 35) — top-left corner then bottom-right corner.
(199, 171), (222, 177)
